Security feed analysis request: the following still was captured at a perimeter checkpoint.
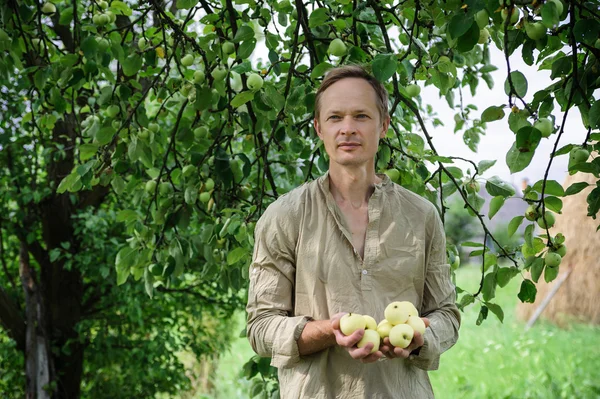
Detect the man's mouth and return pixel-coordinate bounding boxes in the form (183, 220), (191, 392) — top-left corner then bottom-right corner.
(338, 142), (361, 148)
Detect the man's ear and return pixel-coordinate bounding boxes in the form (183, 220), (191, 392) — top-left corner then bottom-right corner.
(314, 117), (323, 139)
(380, 115), (391, 138)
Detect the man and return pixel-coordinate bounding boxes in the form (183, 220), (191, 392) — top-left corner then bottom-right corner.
(246, 65), (460, 398)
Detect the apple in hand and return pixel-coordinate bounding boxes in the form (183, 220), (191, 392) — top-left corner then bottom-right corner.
(406, 315), (426, 335)
(377, 320), (393, 338)
(363, 315), (377, 330)
(339, 313), (366, 336)
(357, 329), (381, 354)
(385, 301), (418, 325)
(389, 324), (414, 349)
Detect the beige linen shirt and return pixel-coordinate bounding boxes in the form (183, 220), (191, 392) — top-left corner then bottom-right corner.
(246, 172), (460, 398)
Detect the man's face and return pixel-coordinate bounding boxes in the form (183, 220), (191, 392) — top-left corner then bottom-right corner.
(314, 78), (389, 168)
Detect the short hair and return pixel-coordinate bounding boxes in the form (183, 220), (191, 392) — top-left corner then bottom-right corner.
(314, 65), (389, 123)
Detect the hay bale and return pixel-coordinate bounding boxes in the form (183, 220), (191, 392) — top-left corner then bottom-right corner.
(516, 166), (600, 326)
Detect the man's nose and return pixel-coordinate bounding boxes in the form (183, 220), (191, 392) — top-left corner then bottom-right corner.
(339, 116), (356, 135)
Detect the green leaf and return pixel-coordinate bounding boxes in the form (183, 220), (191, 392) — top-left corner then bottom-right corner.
(227, 247), (248, 265)
(237, 39), (256, 59)
(530, 257), (545, 283)
(96, 126), (116, 146)
(544, 196), (563, 213)
(516, 126), (542, 152)
(532, 179), (565, 196)
(111, 1), (132, 16)
(448, 13), (474, 39)
(589, 101), (600, 129)
(122, 54), (142, 77)
(485, 302), (504, 323)
(484, 253), (498, 272)
(574, 19), (600, 45)
(144, 268), (154, 298)
(184, 187), (198, 204)
(524, 224), (534, 248)
(233, 25), (255, 43)
(231, 91), (255, 108)
(478, 160), (496, 174)
(372, 54), (397, 83)
(176, 0), (199, 9)
(482, 271), (497, 301)
(565, 182), (589, 196)
(457, 293), (475, 310)
(115, 246), (136, 285)
(461, 241), (485, 247)
(308, 8), (329, 28)
(485, 176), (516, 197)
(116, 210), (138, 223)
(497, 267), (519, 288)
(518, 279), (537, 303)
(481, 105), (505, 122)
(310, 62), (333, 79)
(551, 56), (571, 80)
(111, 175), (126, 195)
(541, 1), (559, 28)
(56, 173), (77, 194)
(456, 22), (480, 53)
(506, 142), (535, 173)
(79, 144), (99, 161)
(587, 187), (600, 217)
(488, 196), (505, 219)
(504, 71), (528, 98)
(544, 265), (559, 283)
(508, 216), (524, 237)
(476, 305), (488, 325)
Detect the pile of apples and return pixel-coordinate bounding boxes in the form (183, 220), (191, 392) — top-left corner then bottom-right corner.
(339, 301), (426, 353)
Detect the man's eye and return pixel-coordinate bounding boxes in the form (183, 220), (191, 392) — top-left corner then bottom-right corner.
(356, 114), (368, 118)
(328, 115), (340, 120)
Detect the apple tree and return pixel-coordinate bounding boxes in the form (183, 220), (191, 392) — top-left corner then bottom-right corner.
(0, 0), (599, 397)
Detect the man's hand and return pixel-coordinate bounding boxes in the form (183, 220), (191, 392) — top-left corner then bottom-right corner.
(331, 312), (383, 363)
(380, 317), (430, 359)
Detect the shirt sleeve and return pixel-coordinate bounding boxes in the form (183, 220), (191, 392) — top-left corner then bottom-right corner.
(246, 199), (310, 369)
(408, 207), (461, 371)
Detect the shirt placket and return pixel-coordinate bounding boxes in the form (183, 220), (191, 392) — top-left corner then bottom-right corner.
(360, 189), (381, 291)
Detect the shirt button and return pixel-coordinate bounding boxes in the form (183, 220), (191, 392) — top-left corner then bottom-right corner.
(362, 270), (368, 275)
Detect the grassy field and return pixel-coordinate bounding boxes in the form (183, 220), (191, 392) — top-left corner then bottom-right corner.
(198, 266), (600, 398)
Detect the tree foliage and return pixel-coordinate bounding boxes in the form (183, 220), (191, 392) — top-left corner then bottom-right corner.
(1, 0), (599, 396)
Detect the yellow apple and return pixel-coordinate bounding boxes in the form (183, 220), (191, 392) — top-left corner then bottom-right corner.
(406, 316), (426, 335)
(363, 315), (377, 330)
(357, 329), (381, 354)
(385, 301), (418, 325)
(389, 324), (414, 349)
(339, 313), (366, 336)
(376, 320), (393, 339)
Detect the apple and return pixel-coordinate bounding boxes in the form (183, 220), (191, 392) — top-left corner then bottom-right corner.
(357, 329), (380, 354)
(438, 56), (451, 64)
(363, 315), (377, 330)
(159, 182), (172, 196)
(181, 54), (194, 67)
(525, 22), (546, 41)
(199, 192), (211, 203)
(475, 9), (489, 28)
(194, 126), (208, 139)
(377, 320), (393, 338)
(222, 41), (235, 55)
(204, 178), (215, 191)
(193, 70), (205, 84)
(145, 180), (157, 194)
(548, 0), (563, 16)
(106, 11), (116, 23)
(149, 263), (163, 277)
(570, 148), (589, 164)
(339, 313), (366, 335)
(41, 2), (56, 15)
(138, 129), (149, 140)
(534, 118), (554, 137)
(389, 324), (414, 349)
(465, 180), (480, 193)
(328, 38), (347, 57)
(148, 122), (160, 133)
(536, 211), (555, 229)
(97, 37), (110, 51)
(247, 73), (264, 91)
(385, 301), (418, 325)
(451, 255), (460, 270)
(182, 165), (196, 178)
(384, 168), (400, 182)
(405, 84), (421, 97)
(93, 13), (109, 26)
(550, 244), (567, 257)
(106, 104), (120, 118)
(98, 1), (109, 9)
(525, 205), (539, 221)
(212, 67), (228, 82)
(544, 252), (562, 267)
(501, 7), (520, 25)
(406, 316), (426, 335)
(478, 28), (490, 44)
(138, 37), (148, 50)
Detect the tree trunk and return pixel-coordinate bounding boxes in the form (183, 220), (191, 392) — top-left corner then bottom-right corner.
(20, 242), (52, 399)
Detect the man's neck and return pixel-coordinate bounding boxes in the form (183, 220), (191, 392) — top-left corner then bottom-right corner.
(328, 164), (381, 209)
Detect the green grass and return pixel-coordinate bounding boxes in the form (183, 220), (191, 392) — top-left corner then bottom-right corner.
(198, 266), (600, 399)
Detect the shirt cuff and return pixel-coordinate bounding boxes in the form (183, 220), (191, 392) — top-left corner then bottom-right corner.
(270, 316), (311, 369)
(407, 328), (440, 371)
